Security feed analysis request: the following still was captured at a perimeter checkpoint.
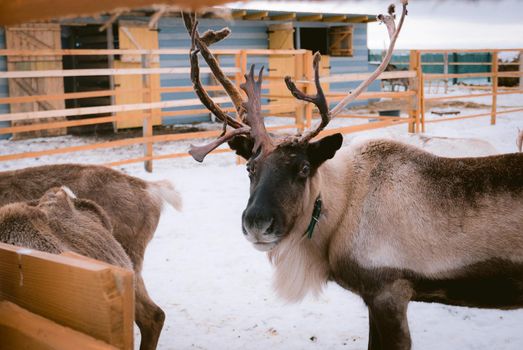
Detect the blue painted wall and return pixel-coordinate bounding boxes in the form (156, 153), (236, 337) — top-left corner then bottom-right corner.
(0, 28), (9, 139)
(156, 17), (271, 124)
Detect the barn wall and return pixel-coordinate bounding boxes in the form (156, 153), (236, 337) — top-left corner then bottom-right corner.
(0, 16), (376, 131)
(0, 28), (9, 139)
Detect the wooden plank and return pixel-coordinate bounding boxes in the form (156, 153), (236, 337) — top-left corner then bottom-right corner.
(0, 243), (134, 349)
(491, 51), (498, 125)
(115, 23), (161, 129)
(0, 0), (232, 26)
(315, 70), (416, 83)
(0, 48), (308, 57)
(425, 108), (523, 124)
(425, 72), (521, 80)
(345, 16), (368, 23)
(231, 10), (246, 19)
(0, 96), (231, 122)
(267, 25), (296, 114)
(243, 11), (268, 20)
(270, 13), (296, 21)
(98, 10), (123, 32)
(0, 301), (118, 350)
(0, 85), (226, 104)
(0, 124), (297, 162)
(0, 66), (239, 79)
(408, 50), (420, 133)
(317, 118), (412, 139)
(298, 14), (323, 22)
(323, 15), (347, 22)
(6, 22), (66, 139)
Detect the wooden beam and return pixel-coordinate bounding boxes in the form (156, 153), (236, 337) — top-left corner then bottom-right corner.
(345, 16), (368, 23)
(148, 6), (168, 29)
(0, 0), (233, 26)
(0, 301), (118, 350)
(270, 13), (296, 21)
(231, 10), (246, 19)
(0, 242), (134, 348)
(243, 11), (269, 20)
(323, 15), (347, 22)
(298, 14), (323, 22)
(98, 10), (123, 32)
(0, 66), (240, 79)
(0, 96), (232, 122)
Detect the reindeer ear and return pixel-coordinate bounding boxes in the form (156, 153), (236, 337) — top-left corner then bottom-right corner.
(307, 133), (343, 168)
(228, 135), (254, 160)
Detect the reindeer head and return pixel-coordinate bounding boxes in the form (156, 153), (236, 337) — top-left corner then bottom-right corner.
(183, 1), (407, 251)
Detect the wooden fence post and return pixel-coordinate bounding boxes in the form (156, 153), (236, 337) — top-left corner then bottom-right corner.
(408, 50), (420, 133)
(142, 53), (153, 172)
(491, 51), (498, 125)
(303, 50), (314, 129)
(294, 52), (305, 132)
(235, 50), (247, 165)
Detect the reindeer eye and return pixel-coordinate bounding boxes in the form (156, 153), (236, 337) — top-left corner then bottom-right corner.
(299, 163), (310, 178)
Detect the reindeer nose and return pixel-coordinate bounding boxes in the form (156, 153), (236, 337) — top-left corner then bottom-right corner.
(242, 206), (276, 239)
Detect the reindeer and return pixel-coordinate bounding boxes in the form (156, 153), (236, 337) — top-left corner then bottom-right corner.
(184, 2), (523, 349)
(0, 186), (133, 269)
(0, 164), (182, 350)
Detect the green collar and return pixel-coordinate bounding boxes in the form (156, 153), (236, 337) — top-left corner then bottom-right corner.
(304, 195), (322, 239)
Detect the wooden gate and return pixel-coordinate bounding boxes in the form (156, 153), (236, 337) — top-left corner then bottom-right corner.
(114, 22), (161, 129)
(268, 23), (296, 114)
(6, 23), (66, 139)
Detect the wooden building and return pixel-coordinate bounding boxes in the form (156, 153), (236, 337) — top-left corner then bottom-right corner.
(0, 8), (379, 138)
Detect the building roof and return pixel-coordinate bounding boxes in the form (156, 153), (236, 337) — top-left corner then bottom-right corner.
(221, 8), (377, 23)
(0, 0), (230, 26)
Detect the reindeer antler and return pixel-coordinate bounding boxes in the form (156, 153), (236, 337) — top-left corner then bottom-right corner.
(183, 13), (273, 161)
(186, 1), (408, 161)
(241, 65), (274, 156)
(285, 0), (408, 142)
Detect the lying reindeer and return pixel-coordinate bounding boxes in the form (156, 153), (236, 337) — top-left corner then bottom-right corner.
(0, 164), (181, 350)
(183, 2), (523, 349)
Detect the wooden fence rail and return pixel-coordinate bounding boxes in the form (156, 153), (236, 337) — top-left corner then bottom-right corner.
(0, 47), (521, 170)
(0, 242), (134, 350)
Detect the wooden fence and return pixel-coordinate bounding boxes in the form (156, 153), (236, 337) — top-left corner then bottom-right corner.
(0, 242), (134, 350)
(0, 47), (521, 171)
(413, 49), (523, 132)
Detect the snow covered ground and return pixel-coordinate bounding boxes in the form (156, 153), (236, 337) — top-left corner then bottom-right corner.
(1, 92), (523, 349)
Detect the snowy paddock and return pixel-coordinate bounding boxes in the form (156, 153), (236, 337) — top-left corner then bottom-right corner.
(1, 90), (523, 350)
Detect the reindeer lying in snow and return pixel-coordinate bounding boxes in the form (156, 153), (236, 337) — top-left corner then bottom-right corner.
(0, 164), (181, 350)
(184, 3), (523, 349)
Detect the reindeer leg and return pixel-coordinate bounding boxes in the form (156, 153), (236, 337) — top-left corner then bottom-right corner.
(366, 280), (413, 350)
(367, 309), (382, 350)
(135, 273), (165, 350)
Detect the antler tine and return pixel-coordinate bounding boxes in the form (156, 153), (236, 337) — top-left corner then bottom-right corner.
(240, 65), (274, 156)
(329, 0), (408, 117)
(189, 126), (251, 162)
(284, 52), (330, 142)
(184, 12), (251, 162)
(186, 16), (242, 130)
(182, 12), (246, 120)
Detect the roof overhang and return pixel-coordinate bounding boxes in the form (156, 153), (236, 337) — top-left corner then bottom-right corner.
(0, 0), (230, 26)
